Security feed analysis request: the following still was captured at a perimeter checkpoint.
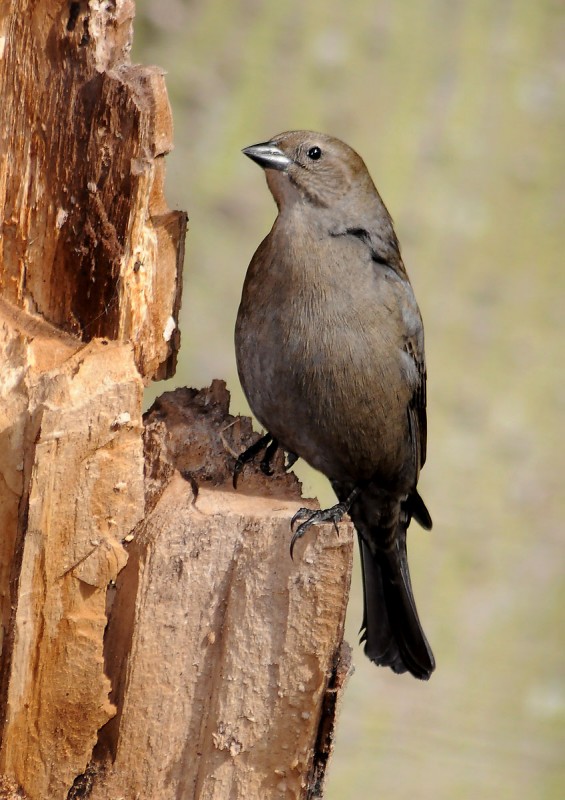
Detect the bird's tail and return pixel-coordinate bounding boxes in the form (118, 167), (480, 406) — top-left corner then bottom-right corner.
(351, 494), (435, 680)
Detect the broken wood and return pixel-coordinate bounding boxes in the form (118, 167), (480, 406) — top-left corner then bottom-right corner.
(0, 3), (354, 798)
(0, 305), (144, 798)
(90, 384), (354, 800)
(0, 0), (185, 381)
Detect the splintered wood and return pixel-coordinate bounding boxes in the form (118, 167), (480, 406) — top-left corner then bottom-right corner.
(92, 386), (353, 799)
(0, 307), (144, 798)
(0, 2), (353, 799)
(0, 0), (185, 381)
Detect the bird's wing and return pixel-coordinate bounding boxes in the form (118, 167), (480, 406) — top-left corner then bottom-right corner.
(404, 336), (427, 470)
(330, 222), (427, 471)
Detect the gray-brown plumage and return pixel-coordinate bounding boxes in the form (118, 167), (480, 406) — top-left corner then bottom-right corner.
(235, 131), (435, 679)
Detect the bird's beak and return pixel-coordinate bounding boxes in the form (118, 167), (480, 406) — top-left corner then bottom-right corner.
(242, 141), (291, 171)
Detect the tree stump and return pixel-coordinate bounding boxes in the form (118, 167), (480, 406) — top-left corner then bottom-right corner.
(0, 3), (354, 798)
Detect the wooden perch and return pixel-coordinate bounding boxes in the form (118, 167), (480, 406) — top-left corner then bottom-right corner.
(91, 384), (354, 800)
(0, 2), (354, 799)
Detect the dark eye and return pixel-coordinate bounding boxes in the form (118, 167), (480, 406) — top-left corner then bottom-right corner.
(307, 146), (322, 160)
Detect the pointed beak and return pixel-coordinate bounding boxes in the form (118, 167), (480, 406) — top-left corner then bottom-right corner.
(242, 141), (291, 171)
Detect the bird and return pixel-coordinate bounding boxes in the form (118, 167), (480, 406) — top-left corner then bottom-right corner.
(235, 131), (435, 680)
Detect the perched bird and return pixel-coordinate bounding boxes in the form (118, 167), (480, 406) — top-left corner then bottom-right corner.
(235, 131), (435, 680)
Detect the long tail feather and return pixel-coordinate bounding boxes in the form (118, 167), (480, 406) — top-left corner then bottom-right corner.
(352, 493), (435, 680)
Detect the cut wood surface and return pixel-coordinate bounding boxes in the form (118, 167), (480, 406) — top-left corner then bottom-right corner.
(0, 2), (354, 799)
(91, 387), (354, 800)
(97, 384), (353, 799)
(95, 480), (351, 800)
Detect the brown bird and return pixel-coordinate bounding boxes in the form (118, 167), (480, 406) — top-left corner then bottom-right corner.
(235, 131), (435, 679)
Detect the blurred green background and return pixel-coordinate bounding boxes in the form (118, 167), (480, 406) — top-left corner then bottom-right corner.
(134, 1), (564, 797)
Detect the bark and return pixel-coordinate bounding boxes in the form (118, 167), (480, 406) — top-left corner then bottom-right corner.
(0, 0), (184, 380)
(0, 3), (353, 799)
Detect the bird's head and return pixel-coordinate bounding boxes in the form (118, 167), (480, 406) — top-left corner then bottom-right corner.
(242, 130), (376, 211)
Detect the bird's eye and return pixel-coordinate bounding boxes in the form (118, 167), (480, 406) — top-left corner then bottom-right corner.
(307, 146), (322, 160)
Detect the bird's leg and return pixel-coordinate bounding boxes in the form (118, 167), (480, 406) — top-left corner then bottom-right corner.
(289, 486), (361, 558)
(233, 433), (273, 488)
(261, 440), (299, 476)
(258, 437), (279, 476)
(233, 434), (300, 488)
(285, 451), (299, 471)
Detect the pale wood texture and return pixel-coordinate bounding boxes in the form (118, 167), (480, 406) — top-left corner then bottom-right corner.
(0, 303), (144, 798)
(0, 0), (184, 796)
(89, 385), (354, 800)
(0, 2), (353, 798)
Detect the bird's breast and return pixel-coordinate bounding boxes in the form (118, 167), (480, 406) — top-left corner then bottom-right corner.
(236, 241), (415, 485)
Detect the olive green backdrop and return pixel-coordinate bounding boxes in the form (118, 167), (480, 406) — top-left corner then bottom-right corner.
(135, 1), (564, 797)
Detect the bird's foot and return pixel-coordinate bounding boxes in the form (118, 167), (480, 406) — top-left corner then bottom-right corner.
(289, 487), (361, 558)
(290, 503), (347, 559)
(233, 433), (273, 488)
(233, 434), (299, 488)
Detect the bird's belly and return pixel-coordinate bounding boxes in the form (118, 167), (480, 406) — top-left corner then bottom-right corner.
(237, 306), (414, 488)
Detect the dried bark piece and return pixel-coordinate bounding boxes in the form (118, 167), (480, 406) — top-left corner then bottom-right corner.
(0, 0), (185, 380)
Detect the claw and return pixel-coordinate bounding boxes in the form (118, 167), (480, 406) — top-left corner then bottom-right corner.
(290, 519), (314, 560)
(233, 435), (299, 487)
(290, 508), (314, 558)
(288, 487), (362, 559)
(233, 433), (273, 488)
(290, 528), (303, 560)
(289, 502), (350, 559)
(290, 506), (313, 531)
